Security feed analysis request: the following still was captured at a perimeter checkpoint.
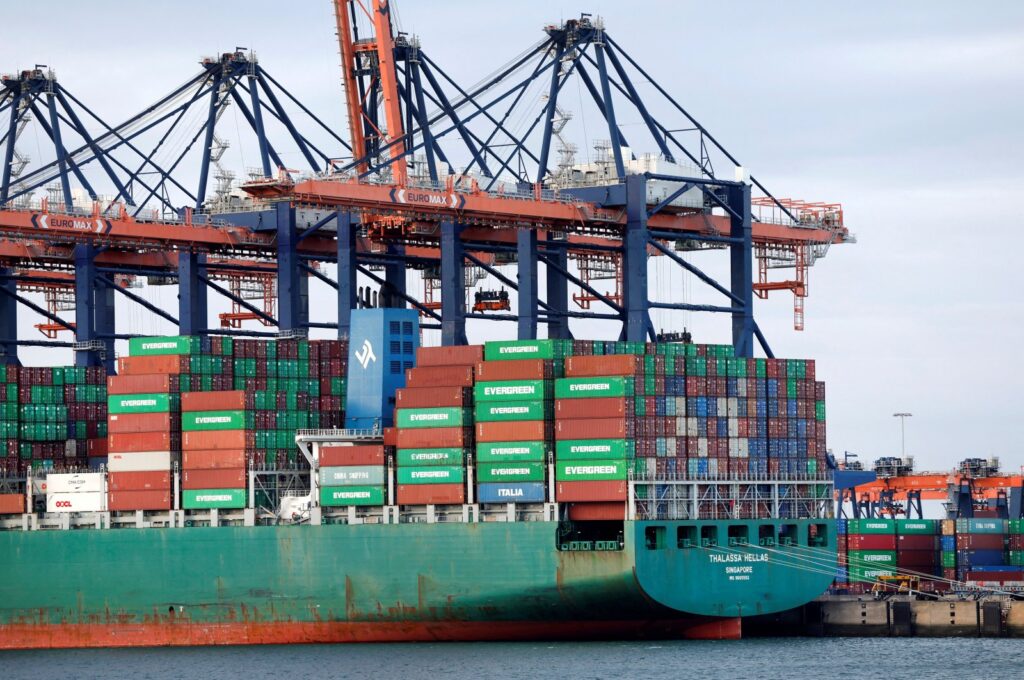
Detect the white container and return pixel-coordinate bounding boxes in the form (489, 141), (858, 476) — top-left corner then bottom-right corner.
(107, 451), (177, 472)
(44, 473), (105, 495)
(47, 491), (106, 513)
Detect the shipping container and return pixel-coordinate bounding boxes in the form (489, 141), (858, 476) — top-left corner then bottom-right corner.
(484, 339), (566, 361)
(476, 482), (546, 504)
(555, 376), (629, 399)
(564, 355), (641, 377)
(108, 432), (177, 453)
(397, 466), (465, 485)
(476, 441), (547, 463)
(955, 534), (1006, 551)
(567, 502), (626, 521)
(107, 490), (171, 512)
(182, 430), (247, 451)
(0, 493), (24, 514)
(107, 471), (170, 492)
(319, 466), (385, 487)
(43, 473), (104, 494)
(474, 359), (553, 382)
(182, 489), (246, 510)
(182, 449), (246, 470)
(107, 412), (174, 435)
(555, 418), (630, 440)
(555, 439), (632, 461)
(846, 534), (897, 551)
(556, 460), (628, 482)
(396, 448), (465, 467)
(107, 393), (173, 415)
(128, 335), (196, 356)
(107, 374), (174, 395)
(416, 344), (483, 367)
(395, 386), (472, 408)
(46, 491), (105, 513)
(395, 426), (470, 449)
(404, 365), (474, 388)
(395, 407), (472, 429)
(896, 535), (938, 550)
(319, 485), (386, 507)
(396, 483), (465, 505)
(473, 380), (549, 402)
(896, 519), (938, 535)
(845, 519), (896, 535)
(474, 400), (549, 422)
(956, 518), (1008, 534)
(319, 445), (385, 467)
(181, 410), (247, 432)
(116, 355), (186, 376)
(477, 462), (545, 483)
(555, 480), (627, 502)
(107, 451), (178, 472)
(181, 391), (247, 412)
(554, 397), (627, 420)
(182, 469), (247, 490)
(475, 420), (549, 443)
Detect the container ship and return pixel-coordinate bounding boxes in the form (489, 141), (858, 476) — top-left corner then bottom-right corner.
(0, 310), (836, 648)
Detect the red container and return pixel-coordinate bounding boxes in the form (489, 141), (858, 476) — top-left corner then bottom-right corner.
(116, 355), (185, 376)
(182, 430), (246, 451)
(404, 365), (474, 388)
(87, 438), (108, 458)
(107, 413), (174, 435)
(181, 390), (246, 412)
(567, 501), (626, 521)
(320, 445), (386, 467)
(182, 468), (246, 490)
(182, 449), (247, 469)
(896, 550), (939, 567)
(107, 490), (171, 511)
(1010, 535), (1024, 551)
(846, 534), (897, 551)
(416, 345), (483, 367)
(897, 535), (938, 550)
(107, 374), (174, 395)
(396, 483), (465, 505)
(383, 427), (398, 447)
(395, 427), (470, 449)
(395, 386), (471, 408)
(475, 420), (549, 443)
(965, 570), (1024, 583)
(564, 354), (641, 377)
(0, 494), (24, 514)
(555, 397), (627, 420)
(556, 481), (627, 502)
(555, 418), (630, 441)
(956, 534), (1005, 550)
(474, 359), (549, 382)
(943, 567), (957, 581)
(108, 432), (177, 453)
(108, 471), (171, 492)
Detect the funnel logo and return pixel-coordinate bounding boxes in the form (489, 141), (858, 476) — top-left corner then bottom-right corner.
(355, 340), (377, 369)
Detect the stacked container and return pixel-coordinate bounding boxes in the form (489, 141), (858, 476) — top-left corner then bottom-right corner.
(940, 520), (957, 582)
(895, 519), (939, 579)
(0, 365), (18, 474)
(473, 344), (562, 505)
(955, 518), (1013, 582)
(319, 444), (387, 507)
(844, 519), (897, 584)
(181, 391), (248, 510)
(393, 346), (480, 505)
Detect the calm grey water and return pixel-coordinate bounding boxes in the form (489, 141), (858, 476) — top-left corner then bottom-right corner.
(1, 639), (1018, 680)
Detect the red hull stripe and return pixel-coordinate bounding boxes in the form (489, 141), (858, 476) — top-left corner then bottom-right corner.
(0, 618), (741, 649)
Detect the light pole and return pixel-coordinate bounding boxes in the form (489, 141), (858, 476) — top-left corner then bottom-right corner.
(893, 413), (912, 458)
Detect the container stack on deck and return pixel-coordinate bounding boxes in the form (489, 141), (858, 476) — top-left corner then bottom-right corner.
(319, 444), (388, 507)
(956, 518), (1013, 583)
(393, 346), (480, 505)
(181, 391), (248, 510)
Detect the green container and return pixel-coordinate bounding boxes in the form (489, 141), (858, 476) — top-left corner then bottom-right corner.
(476, 441), (547, 463)
(556, 439), (632, 461)
(896, 519), (937, 535)
(319, 486), (385, 507)
(484, 339), (566, 361)
(397, 466), (464, 485)
(395, 407), (471, 429)
(477, 462), (545, 483)
(181, 410), (247, 432)
(554, 376), (629, 399)
(1009, 551), (1024, 567)
(845, 519), (896, 535)
(474, 400), (548, 422)
(129, 335), (195, 356)
(474, 380), (548, 402)
(956, 518), (1008, 534)
(182, 489), (246, 509)
(847, 565), (896, 583)
(1010, 519), (1024, 535)
(108, 393), (172, 414)
(396, 448), (465, 466)
(555, 459), (627, 482)
(941, 551), (957, 568)
(847, 550), (897, 568)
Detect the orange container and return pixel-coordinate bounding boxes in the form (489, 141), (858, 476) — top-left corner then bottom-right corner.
(474, 359), (548, 382)
(567, 501), (627, 521)
(107, 490), (172, 512)
(395, 386), (471, 408)
(564, 354), (641, 377)
(0, 493), (25, 514)
(320, 445), (386, 467)
(396, 483), (465, 505)
(395, 427), (470, 449)
(107, 374), (173, 395)
(181, 390), (246, 412)
(383, 427), (398, 447)
(555, 418), (628, 440)
(108, 471), (171, 492)
(475, 420), (550, 443)
(182, 468), (246, 490)
(107, 412), (174, 435)
(183, 430), (247, 451)
(116, 355), (185, 376)
(182, 449), (247, 469)
(108, 431), (177, 453)
(405, 365), (474, 388)
(555, 397), (627, 420)
(556, 481), (627, 502)
(416, 345), (483, 367)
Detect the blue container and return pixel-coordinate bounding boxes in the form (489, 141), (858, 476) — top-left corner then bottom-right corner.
(967, 565), (1013, 573)
(835, 566), (848, 583)
(476, 482), (546, 504)
(957, 549), (1006, 567)
(836, 518), (848, 535)
(940, 535), (956, 551)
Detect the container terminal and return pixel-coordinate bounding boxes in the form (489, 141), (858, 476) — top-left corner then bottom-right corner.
(0, 0), (1012, 648)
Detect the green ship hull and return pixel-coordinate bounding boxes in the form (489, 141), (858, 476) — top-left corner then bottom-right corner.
(0, 519), (835, 648)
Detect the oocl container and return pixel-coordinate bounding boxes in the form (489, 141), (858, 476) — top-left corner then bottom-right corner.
(46, 491), (105, 513)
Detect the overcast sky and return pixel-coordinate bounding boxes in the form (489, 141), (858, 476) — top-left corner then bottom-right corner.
(2, 1), (1022, 471)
